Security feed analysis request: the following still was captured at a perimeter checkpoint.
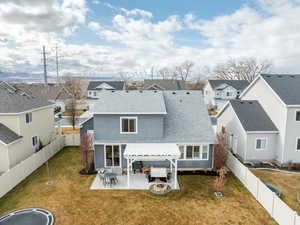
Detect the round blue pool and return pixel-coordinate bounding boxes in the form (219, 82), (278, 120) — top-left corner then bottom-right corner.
(0, 208), (54, 225)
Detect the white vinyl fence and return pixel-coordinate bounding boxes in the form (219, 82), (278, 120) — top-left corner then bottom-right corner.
(227, 152), (300, 225)
(64, 133), (80, 146)
(0, 135), (65, 198)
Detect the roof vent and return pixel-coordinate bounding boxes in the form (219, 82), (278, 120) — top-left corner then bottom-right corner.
(179, 99), (183, 103)
(186, 92), (190, 95)
(139, 90), (143, 93)
(172, 91), (176, 95)
(249, 102), (253, 104)
(266, 75), (271, 78)
(126, 90), (129, 93)
(111, 90), (115, 93)
(290, 75), (295, 78)
(278, 75), (282, 78)
(154, 90), (157, 93)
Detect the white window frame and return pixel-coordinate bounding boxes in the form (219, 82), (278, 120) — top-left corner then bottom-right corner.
(104, 144), (122, 168)
(88, 91), (92, 96)
(26, 112), (32, 124)
(178, 144), (209, 160)
(93, 91), (97, 97)
(255, 138), (267, 150)
(120, 116), (138, 134)
(296, 138), (300, 151)
(296, 111), (300, 122)
(32, 136), (38, 147)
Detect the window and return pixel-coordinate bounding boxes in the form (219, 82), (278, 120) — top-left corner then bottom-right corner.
(297, 138), (300, 151)
(226, 92), (233, 97)
(296, 111), (300, 121)
(256, 138), (267, 150)
(32, 136), (38, 147)
(178, 145), (185, 159)
(88, 91), (92, 96)
(202, 145), (209, 159)
(26, 112), (32, 124)
(181, 145), (209, 160)
(120, 117), (137, 133)
(105, 145), (120, 167)
(93, 91), (97, 97)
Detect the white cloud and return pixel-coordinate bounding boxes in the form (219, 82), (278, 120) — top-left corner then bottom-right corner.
(2, 0), (300, 78)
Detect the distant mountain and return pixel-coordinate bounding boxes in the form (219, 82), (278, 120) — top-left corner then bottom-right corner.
(0, 72), (115, 83)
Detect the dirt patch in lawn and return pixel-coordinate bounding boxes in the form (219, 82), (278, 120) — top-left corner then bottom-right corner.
(0, 147), (276, 225)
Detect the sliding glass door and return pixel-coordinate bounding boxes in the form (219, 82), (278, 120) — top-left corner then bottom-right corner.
(105, 145), (120, 167)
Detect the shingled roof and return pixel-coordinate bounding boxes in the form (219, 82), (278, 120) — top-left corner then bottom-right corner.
(208, 80), (249, 91)
(144, 79), (186, 90)
(0, 123), (22, 145)
(230, 100), (278, 132)
(0, 82), (54, 113)
(87, 81), (125, 91)
(261, 74), (300, 105)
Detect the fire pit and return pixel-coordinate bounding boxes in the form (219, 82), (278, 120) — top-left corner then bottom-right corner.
(149, 183), (171, 195)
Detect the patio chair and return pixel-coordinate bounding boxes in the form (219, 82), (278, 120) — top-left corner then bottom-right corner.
(104, 176), (112, 187)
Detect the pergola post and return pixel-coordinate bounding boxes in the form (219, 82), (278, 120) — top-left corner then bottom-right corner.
(127, 158), (130, 188)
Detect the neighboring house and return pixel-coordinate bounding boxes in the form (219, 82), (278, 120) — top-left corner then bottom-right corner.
(203, 80), (249, 110)
(144, 79), (187, 90)
(0, 82), (55, 173)
(81, 90), (215, 187)
(10, 83), (71, 112)
(218, 74), (300, 165)
(217, 100), (278, 163)
(87, 81), (125, 99)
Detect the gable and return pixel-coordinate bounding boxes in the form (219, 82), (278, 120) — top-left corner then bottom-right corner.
(95, 82), (116, 90)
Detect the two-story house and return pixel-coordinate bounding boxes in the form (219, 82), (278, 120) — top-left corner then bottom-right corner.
(87, 81), (125, 99)
(217, 74), (300, 165)
(81, 90), (215, 189)
(203, 80), (249, 110)
(0, 82), (55, 173)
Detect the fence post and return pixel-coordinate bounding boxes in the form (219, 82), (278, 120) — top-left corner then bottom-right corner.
(271, 192), (276, 218)
(293, 211), (298, 225)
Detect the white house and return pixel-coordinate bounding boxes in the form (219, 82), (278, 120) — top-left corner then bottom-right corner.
(0, 82), (55, 173)
(218, 74), (300, 165)
(87, 81), (126, 99)
(203, 80), (249, 110)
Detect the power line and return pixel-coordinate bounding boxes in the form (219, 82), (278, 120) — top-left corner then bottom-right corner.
(42, 45), (48, 85)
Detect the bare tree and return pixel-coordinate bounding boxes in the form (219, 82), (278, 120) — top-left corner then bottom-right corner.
(214, 132), (229, 171)
(158, 67), (172, 80)
(173, 60), (195, 81)
(214, 57), (273, 82)
(80, 133), (94, 173)
(213, 132), (230, 193)
(62, 76), (86, 128)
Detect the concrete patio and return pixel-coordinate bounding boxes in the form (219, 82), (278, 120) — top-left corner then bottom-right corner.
(90, 172), (180, 190)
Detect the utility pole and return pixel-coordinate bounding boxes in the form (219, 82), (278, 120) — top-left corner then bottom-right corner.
(42, 46), (48, 85)
(55, 44), (59, 83)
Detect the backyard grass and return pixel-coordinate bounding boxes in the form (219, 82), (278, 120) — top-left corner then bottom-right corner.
(253, 169), (300, 214)
(0, 147), (276, 225)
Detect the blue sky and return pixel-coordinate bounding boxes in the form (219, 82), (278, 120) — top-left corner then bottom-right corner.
(0, 0), (300, 79)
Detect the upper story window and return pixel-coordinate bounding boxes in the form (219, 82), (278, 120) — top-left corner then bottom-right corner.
(296, 111), (300, 121)
(120, 117), (137, 133)
(26, 112), (32, 124)
(296, 138), (300, 151)
(88, 91), (92, 96)
(255, 138), (267, 150)
(93, 91), (97, 97)
(226, 92), (233, 97)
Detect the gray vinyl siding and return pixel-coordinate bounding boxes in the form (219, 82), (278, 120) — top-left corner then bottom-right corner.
(94, 144), (213, 169)
(80, 118), (94, 137)
(245, 133), (278, 161)
(94, 114), (164, 142)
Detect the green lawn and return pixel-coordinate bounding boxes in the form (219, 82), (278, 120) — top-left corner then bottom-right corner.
(0, 147), (276, 225)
